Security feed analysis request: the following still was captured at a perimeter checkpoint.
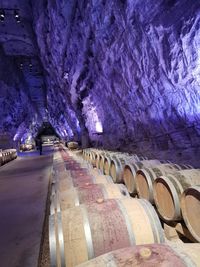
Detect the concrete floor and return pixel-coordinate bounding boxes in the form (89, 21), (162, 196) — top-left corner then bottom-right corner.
(0, 145), (53, 267)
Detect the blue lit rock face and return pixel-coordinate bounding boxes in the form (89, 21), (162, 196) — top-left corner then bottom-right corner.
(0, 45), (45, 148)
(0, 47), (40, 145)
(31, 0), (200, 166)
(0, 1), (199, 165)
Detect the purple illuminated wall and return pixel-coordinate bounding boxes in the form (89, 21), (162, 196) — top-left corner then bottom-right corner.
(30, 0), (200, 165)
(0, 0), (199, 165)
(0, 46), (43, 146)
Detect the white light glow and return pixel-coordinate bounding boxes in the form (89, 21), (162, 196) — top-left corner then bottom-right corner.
(13, 133), (18, 141)
(95, 121), (103, 133)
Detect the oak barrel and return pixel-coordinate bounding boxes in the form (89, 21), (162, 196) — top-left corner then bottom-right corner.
(54, 171), (114, 192)
(136, 164), (191, 203)
(103, 155), (112, 175)
(88, 168), (102, 176)
(153, 169), (200, 221)
(181, 185), (200, 242)
(122, 159), (161, 195)
(51, 183), (129, 213)
(110, 157), (125, 183)
(75, 243), (200, 267)
(49, 198), (164, 267)
(99, 154), (105, 171)
(89, 151), (96, 166)
(67, 142), (79, 150)
(95, 152), (102, 169)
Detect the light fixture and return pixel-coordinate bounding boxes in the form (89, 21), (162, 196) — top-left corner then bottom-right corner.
(14, 10), (19, 18)
(16, 16), (20, 23)
(29, 60), (33, 71)
(0, 8), (21, 23)
(14, 10), (20, 23)
(0, 9), (5, 22)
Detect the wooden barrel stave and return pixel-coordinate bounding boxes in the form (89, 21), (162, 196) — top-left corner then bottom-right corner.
(103, 155), (112, 175)
(153, 169), (200, 221)
(54, 170), (114, 193)
(51, 183), (129, 213)
(122, 160), (161, 195)
(122, 164), (137, 195)
(135, 163), (189, 203)
(49, 198), (164, 267)
(110, 158), (124, 183)
(181, 185), (200, 242)
(75, 244), (200, 267)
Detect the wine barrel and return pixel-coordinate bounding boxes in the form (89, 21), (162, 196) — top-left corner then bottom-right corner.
(89, 168), (102, 176)
(55, 172), (114, 192)
(110, 157), (127, 183)
(53, 151), (63, 161)
(126, 154), (140, 162)
(9, 149), (17, 159)
(51, 183), (129, 213)
(96, 152), (117, 171)
(53, 169), (73, 187)
(107, 154), (138, 179)
(82, 150), (86, 159)
(70, 169), (92, 178)
(76, 243), (200, 267)
(88, 151), (96, 166)
(95, 152), (101, 169)
(0, 151), (2, 166)
(99, 154), (105, 171)
(122, 164), (138, 195)
(136, 164), (191, 203)
(139, 156), (149, 160)
(49, 198), (164, 267)
(65, 163), (82, 170)
(3, 151), (8, 163)
(2, 151), (6, 164)
(103, 154), (121, 175)
(103, 155), (112, 175)
(71, 149), (83, 158)
(67, 141), (79, 150)
(122, 159), (161, 195)
(91, 174), (114, 184)
(99, 152), (115, 172)
(153, 169), (200, 221)
(181, 185), (200, 242)
(53, 161), (67, 172)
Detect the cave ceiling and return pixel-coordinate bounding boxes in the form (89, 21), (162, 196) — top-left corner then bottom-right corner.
(0, 0), (199, 164)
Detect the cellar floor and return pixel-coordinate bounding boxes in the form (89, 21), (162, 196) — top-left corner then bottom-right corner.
(0, 146), (53, 267)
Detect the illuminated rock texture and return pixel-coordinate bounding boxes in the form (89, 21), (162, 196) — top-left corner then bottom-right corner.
(0, 47), (42, 145)
(31, 0), (200, 165)
(0, 0), (200, 165)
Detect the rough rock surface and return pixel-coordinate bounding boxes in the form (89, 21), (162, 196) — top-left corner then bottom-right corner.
(0, 47), (42, 145)
(31, 0), (200, 166)
(0, 0), (200, 166)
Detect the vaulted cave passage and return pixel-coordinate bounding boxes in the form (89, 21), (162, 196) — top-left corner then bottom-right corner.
(0, 0), (199, 166)
(0, 1), (200, 267)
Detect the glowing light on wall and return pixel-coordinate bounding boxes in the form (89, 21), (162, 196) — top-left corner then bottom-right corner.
(13, 133), (19, 141)
(95, 121), (103, 133)
(83, 97), (103, 134)
(27, 134), (33, 143)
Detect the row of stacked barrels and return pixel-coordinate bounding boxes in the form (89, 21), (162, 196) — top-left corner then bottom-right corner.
(48, 145), (200, 267)
(0, 149), (17, 166)
(82, 148), (200, 244)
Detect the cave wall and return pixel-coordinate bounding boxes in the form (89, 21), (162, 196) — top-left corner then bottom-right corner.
(0, 47), (42, 148)
(32, 0), (200, 166)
